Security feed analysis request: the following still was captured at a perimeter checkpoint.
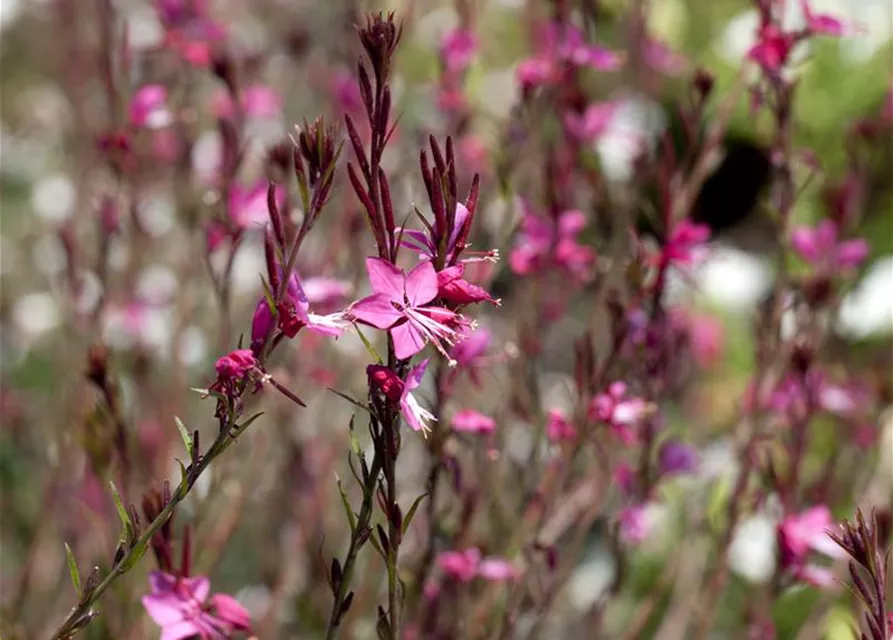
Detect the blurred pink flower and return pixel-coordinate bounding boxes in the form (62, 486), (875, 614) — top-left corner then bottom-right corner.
(228, 181), (284, 229)
(516, 22), (621, 91)
(349, 258), (468, 361)
(440, 28), (478, 73)
(748, 24), (795, 73)
(643, 38), (687, 75)
(589, 382), (650, 444)
(618, 505), (651, 545)
(438, 548), (518, 582)
(801, 0), (846, 36)
(659, 219), (711, 266)
(215, 349), (257, 381)
(688, 313), (725, 368)
(510, 206), (595, 280)
(368, 359), (436, 434)
(546, 409), (576, 442)
(303, 277), (352, 312)
(213, 84), (282, 120)
(778, 506), (845, 588)
(790, 220), (868, 271)
(129, 85), (170, 129)
(451, 409), (496, 434)
(564, 101), (618, 142)
(658, 440), (699, 476)
(142, 571), (251, 640)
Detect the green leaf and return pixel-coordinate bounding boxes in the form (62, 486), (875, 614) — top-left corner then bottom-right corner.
(174, 416), (193, 458)
(109, 481), (133, 539)
(335, 474), (358, 531)
(232, 412), (265, 438)
(368, 528), (387, 560)
(354, 326), (383, 365)
(327, 388), (371, 414)
(401, 493), (428, 535)
(64, 543), (81, 594)
(175, 459), (189, 499)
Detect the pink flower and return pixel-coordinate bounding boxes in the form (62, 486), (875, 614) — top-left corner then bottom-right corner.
(440, 28), (478, 73)
(213, 84), (282, 120)
(688, 314), (725, 369)
(215, 349), (257, 381)
(617, 505), (651, 545)
(779, 506), (844, 563)
(748, 24), (796, 73)
(516, 58), (554, 91)
(129, 85), (170, 129)
(349, 258), (469, 361)
(801, 0), (846, 37)
(436, 264), (499, 306)
(303, 277), (352, 312)
(516, 22), (621, 91)
(438, 548), (481, 582)
(251, 274), (347, 353)
(510, 206), (595, 280)
(546, 409), (576, 442)
(368, 359), (436, 434)
(451, 409), (496, 434)
(790, 220), (869, 271)
(228, 182), (284, 230)
(564, 101), (618, 142)
(142, 571), (251, 640)
(398, 202), (495, 265)
(437, 548), (519, 582)
(659, 219), (710, 266)
(589, 382), (650, 444)
(643, 38), (687, 76)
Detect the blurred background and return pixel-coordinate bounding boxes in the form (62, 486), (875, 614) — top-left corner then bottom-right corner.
(1, 0), (891, 638)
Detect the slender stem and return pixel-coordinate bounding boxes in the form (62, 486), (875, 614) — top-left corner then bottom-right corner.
(324, 453), (383, 640)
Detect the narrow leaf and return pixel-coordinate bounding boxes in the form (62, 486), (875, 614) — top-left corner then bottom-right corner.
(64, 543), (81, 594)
(401, 493), (429, 535)
(327, 388), (371, 413)
(336, 474), (358, 530)
(109, 481), (133, 538)
(354, 326), (383, 365)
(174, 417), (193, 458)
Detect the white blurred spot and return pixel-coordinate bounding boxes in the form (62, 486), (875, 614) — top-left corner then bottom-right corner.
(136, 195), (175, 237)
(178, 326), (208, 367)
(31, 235), (67, 277)
(596, 96), (666, 183)
(13, 292), (61, 337)
(693, 245), (773, 313)
(728, 514), (777, 584)
(75, 271), (103, 315)
(192, 132), (223, 185)
(837, 255), (893, 338)
(228, 242), (266, 296)
(0, 0), (23, 31)
(138, 264), (178, 303)
(126, 9), (164, 50)
(32, 174), (76, 222)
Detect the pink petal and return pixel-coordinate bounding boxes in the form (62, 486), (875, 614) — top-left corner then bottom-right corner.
(142, 594), (186, 627)
(404, 260), (439, 306)
(160, 621), (207, 640)
(209, 593), (251, 629)
(451, 409), (496, 434)
(790, 227), (819, 263)
(391, 321), (427, 360)
(183, 576), (210, 603)
(148, 570), (178, 595)
(403, 358), (430, 394)
(350, 294), (404, 329)
(478, 559), (519, 581)
(558, 210), (587, 236)
(365, 257), (406, 300)
(835, 239), (869, 269)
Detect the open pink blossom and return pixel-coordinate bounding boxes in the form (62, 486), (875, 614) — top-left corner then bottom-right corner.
(748, 24), (796, 73)
(129, 85), (170, 129)
(778, 506), (845, 588)
(451, 409), (496, 434)
(349, 258), (469, 361)
(790, 220), (868, 271)
(516, 22), (622, 91)
(368, 359), (436, 434)
(142, 571), (251, 640)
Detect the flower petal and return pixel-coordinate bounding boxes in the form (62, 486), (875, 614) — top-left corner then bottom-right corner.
(365, 257), (405, 300)
(391, 320), (427, 360)
(404, 260), (439, 306)
(350, 294), (404, 329)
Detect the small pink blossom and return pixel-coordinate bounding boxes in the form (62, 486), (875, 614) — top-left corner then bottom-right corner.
(510, 205), (595, 280)
(589, 382), (650, 444)
(228, 182), (284, 230)
(142, 571), (251, 640)
(546, 409), (576, 442)
(658, 219), (711, 266)
(658, 440), (699, 476)
(129, 85), (170, 129)
(440, 28), (478, 73)
(451, 409), (496, 434)
(617, 505), (651, 545)
(778, 506), (846, 567)
(564, 101), (618, 142)
(214, 349), (257, 381)
(748, 24), (796, 73)
(213, 84), (282, 120)
(349, 258), (469, 361)
(642, 38), (687, 76)
(368, 359), (436, 435)
(801, 0), (846, 37)
(688, 313), (725, 369)
(790, 220), (869, 271)
(437, 547), (519, 582)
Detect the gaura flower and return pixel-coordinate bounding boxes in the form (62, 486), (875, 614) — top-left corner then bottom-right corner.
(437, 548), (518, 582)
(778, 505), (846, 588)
(129, 85), (171, 129)
(589, 382), (651, 444)
(349, 258), (469, 362)
(436, 264), (499, 306)
(451, 409), (496, 434)
(440, 28), (478, 73)
(546, 409), (576, 442)
(790, 220), (868, 271)
(142, 571), (251, 640)
(509, 205), (595, 280)
(368, 359), (436, 435)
